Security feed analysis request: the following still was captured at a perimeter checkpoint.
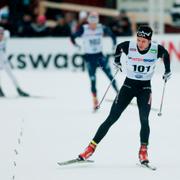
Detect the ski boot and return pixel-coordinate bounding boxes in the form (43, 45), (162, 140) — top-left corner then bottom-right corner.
(0, 87), (5, 97)
(17, 87), (30, 97)
(139, 144), (149, 164)
(79, 141), (97, 160)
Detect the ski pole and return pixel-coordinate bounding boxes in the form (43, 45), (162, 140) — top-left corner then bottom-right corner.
(95, 66), (120, 110)
(157, 80), (167, 116)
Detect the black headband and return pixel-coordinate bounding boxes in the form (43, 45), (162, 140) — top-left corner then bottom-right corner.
(137, 26), (153, 40)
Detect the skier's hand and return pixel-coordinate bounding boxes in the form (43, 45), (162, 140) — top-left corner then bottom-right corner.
(75, 44), (81, 51)
(113, 62), (122, 72)
(163, 72), (171, 82)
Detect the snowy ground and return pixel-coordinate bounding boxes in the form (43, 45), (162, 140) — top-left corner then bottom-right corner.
(0, 70), (180, 180)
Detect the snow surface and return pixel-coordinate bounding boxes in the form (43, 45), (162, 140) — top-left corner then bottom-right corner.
(0, 70), (180, 180)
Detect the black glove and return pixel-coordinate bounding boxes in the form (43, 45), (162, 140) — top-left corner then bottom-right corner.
(114, 50), (122, 71)
(114, 54), (121, 64)
(163, 72), (171, 82)
(75, 44), (81, 51)
(113, 62), (122, 72)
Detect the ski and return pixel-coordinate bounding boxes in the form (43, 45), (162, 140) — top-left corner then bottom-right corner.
(0, 95), (54, 99)
(57, 158), (94, 166)
(136, 163), (157, 171)
(27, 95), (54, 99)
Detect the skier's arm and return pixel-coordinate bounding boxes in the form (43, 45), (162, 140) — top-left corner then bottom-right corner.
(70, 26), (84, 47)
(114, 41), (130, 65)
(157, 45), (171, 73)
(103, 25), (117, 46)
(158, 44), (171, 81)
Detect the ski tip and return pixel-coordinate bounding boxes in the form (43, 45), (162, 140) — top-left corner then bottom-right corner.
(136, 163), (157, 171)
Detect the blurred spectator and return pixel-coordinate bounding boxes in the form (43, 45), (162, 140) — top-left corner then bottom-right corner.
(64, 12), (77, 34)
(0, 7), (11, 30)
(171, 0), (180, 26)
(28, 15), (50, 37)
(0, 6), (12, 31)
(7, 0), (40, 36)
(109, 9), (132, 36)
(0, 6), (9, 20)
(45, 0), (63, 20)
(76, 10), (88, 31)
(7, 0), (25, 36)
(18, 13), (32, 37)
(51, 15), (71, 37)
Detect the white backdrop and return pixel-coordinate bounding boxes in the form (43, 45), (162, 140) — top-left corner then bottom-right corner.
(6, 35), (180, 72)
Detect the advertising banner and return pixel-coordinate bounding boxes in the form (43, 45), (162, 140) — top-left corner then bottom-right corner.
(6, 36), (180, 72)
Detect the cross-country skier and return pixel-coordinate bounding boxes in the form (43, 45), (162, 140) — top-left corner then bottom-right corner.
(78, 25), (171, 165)
(71, 11), (118, 111)
(0, 26), (30, 97)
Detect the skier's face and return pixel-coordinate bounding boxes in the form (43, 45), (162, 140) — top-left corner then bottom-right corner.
(88, 13), (99, 30)
(137, 37), (150, 51)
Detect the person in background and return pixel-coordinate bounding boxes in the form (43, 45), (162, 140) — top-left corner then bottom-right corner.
(52, 15), (71, 37)
(110, 9), (132, 36)
(71, 12), (118, 111)
(18, 13), (32, 37)
(65, 12), (77, 34)
(0, 26), (30, 97)
(171, 0), (180, 26)
(0, 6), (12, 32)
(28, 15), (50, 37)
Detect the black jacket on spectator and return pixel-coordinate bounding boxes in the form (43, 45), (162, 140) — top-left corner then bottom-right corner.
(110, 10), (132, 36)
(52, 24), (71, 37)
(28, 23), (50, 37)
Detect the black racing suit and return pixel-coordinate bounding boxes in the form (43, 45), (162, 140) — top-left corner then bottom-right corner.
(92, 41), (171, 145)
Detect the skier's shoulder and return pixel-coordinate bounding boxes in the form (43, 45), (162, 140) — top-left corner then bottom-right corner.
(117, 41), (130, 52)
